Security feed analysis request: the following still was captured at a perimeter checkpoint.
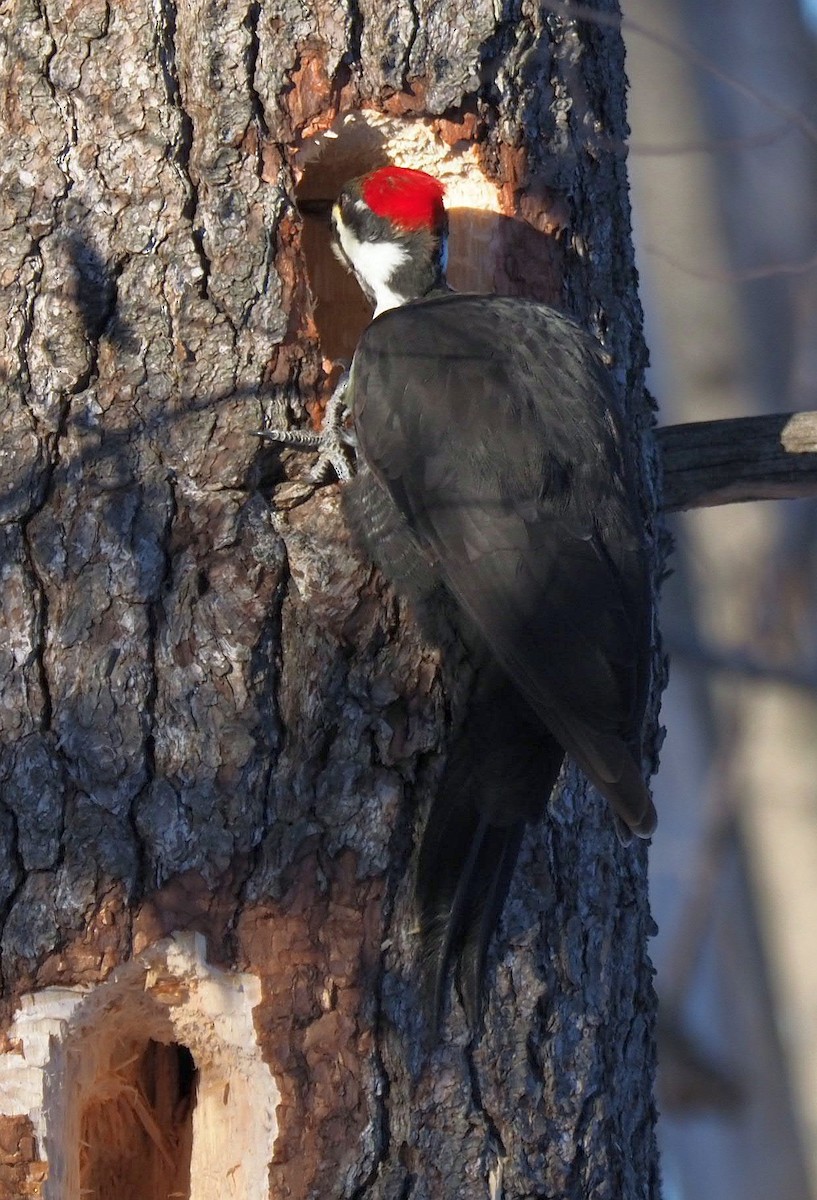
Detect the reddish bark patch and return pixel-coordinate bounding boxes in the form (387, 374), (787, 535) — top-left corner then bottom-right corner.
(434, 109), (482, 146)
(463, 143), (568, 303)
(237, 849), (384, 1200)
(261, 139), (285, 186)
(1, 886), (131, 1005)
(283, 44), (336, 138)
(276, 213), (319, 342)
(518, 180), (571, 239)
(266, 212), (322, 405)
(381, 80), (429, 116)
(498, 142), (528, 212)
(34, 888), (131, 990)
(0, 1115), (48, 1199)
(133, 868), (245, 965)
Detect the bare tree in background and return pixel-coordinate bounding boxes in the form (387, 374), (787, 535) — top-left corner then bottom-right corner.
(626, 0), (817, 1197)
(0, 1), (663, 1196)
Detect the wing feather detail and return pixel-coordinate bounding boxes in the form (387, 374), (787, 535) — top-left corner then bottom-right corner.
(351, 292), (655, 835)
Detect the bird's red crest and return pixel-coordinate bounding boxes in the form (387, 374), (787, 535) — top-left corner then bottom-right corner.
(361, 166), (446, 232)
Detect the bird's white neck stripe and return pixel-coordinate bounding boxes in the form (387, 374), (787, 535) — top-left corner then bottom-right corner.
(335, 222), (411, 316)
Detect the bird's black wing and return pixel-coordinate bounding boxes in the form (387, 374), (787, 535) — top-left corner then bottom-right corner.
(350, 292), (655, 836)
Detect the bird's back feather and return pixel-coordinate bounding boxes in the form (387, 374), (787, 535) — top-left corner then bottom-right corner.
(346, 292), (656, 1026)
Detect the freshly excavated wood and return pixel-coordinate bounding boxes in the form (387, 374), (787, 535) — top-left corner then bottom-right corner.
(0, 934), (277, 1200)
(658, 411), (817, 510)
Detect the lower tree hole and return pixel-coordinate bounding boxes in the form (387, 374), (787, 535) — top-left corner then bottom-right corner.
(79, 1039), (197, 1200)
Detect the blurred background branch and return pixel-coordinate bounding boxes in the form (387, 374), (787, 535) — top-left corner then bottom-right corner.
(659, 411), (817, 510)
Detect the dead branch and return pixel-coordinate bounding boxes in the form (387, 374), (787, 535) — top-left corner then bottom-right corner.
(657, 410), (817, 511)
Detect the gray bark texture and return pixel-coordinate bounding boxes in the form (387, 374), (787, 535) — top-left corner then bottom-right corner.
(0, 0), (663, 1197)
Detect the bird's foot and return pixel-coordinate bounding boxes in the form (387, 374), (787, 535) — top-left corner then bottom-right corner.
(257, 369), (356, 482)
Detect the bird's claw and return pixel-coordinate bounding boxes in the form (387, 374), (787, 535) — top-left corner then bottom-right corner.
(256, 370), (356, 483)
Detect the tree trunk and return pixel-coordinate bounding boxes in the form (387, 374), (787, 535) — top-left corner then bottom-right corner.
(0, 1), (662, 1198)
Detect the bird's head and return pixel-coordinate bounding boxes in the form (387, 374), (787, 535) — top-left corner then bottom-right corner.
(331, 166), (448, 316)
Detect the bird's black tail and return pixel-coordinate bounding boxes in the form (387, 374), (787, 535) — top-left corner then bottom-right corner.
(415, 666), (564, 1031)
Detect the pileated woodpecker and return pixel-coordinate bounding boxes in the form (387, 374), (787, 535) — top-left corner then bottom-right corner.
(269, 166), (655, 1027)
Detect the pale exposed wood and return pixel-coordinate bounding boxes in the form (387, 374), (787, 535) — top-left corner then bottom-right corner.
(658, 410), (817, 510)
(0, 934), (277, 1200)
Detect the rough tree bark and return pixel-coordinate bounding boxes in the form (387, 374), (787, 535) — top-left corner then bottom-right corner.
(0, 1), (663, 1198)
